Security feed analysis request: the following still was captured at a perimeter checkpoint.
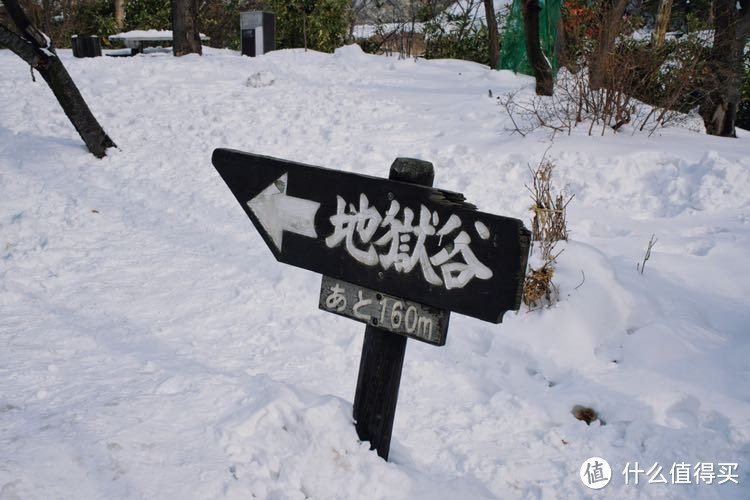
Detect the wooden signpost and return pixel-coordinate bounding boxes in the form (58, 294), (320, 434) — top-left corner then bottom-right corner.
(212, 149), (530, 460)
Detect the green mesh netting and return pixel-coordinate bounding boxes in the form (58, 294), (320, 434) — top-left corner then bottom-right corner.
(498, 0), (561, 75)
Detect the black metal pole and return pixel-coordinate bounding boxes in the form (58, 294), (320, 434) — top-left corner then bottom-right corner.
(352, 157), (434, 461)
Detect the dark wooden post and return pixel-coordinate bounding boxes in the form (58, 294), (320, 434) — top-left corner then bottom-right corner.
(352, 157), (434, 461)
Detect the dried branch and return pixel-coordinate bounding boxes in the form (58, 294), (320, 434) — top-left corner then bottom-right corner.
(637, 234), (658, 275)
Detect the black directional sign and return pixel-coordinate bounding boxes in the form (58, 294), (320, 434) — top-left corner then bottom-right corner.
(213, 149), (532, 462)
(212, 148), (530, 323)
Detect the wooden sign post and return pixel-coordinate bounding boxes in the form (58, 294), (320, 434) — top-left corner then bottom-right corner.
(212, 149), (530, 460)
(352, 157), (433, 460)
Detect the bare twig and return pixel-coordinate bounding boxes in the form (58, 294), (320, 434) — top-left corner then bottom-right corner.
(637, 234), (658, 275)
(574, 270), (585, 290)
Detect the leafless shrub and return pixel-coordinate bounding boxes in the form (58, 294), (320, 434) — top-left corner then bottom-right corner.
(499, 4), (710, 137)
(499, 64), (696, 137)
(522, 153), (571, 310)
(527, 154), (574, 251)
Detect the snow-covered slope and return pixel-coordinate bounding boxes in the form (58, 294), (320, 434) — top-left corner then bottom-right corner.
(1, 45), (748, 499)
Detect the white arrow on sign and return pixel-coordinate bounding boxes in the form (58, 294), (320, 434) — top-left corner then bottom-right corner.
(246, 173), (321, 251)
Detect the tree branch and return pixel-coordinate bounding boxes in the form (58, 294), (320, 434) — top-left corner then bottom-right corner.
(0, 22), (44, 66)
(2, 0), (51, 49)
(1, 1), (116, 157)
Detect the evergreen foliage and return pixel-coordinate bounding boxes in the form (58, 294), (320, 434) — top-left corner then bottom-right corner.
(123, 0), (172, 32)
(68, 0), (118, 44)
(267, 0), (352, 53)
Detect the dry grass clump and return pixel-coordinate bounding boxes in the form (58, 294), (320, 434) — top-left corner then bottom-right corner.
(522, 152), (572, 310)
(528, 157), (573, 252)
(523, 265), (558, 308)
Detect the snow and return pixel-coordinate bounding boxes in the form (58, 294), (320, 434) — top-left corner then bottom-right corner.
(108, 30), (210, 41)
(1, 44), (749, 499)
(245, 70), (275, 88)
(108, 30), (210, 51)
(631, 29), (714, 45)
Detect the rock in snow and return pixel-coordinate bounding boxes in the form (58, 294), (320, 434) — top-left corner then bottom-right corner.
(246, 71), (275, 88)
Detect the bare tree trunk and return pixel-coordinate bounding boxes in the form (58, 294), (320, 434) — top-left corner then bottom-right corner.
(484, 0), (500, 69)
(114, 0), (125, 28)
(171, 0), (202, 56)
(698, 0), (748, 137)
(42, 0), (52, 33)
(0, 1), (116, 158)
(589, 0), (628, 89)
(521, 0), (553, 95)
(348, 4), (357, 43)
(303, 13), (308, 51)
(652, 0), (673, 49)
(555, 14), (570, 70)
(740, 0), (750, 37)
(408, 5), (417, 59)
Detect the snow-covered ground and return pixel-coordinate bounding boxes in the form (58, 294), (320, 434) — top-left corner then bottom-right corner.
(1, 45), (748, 499)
